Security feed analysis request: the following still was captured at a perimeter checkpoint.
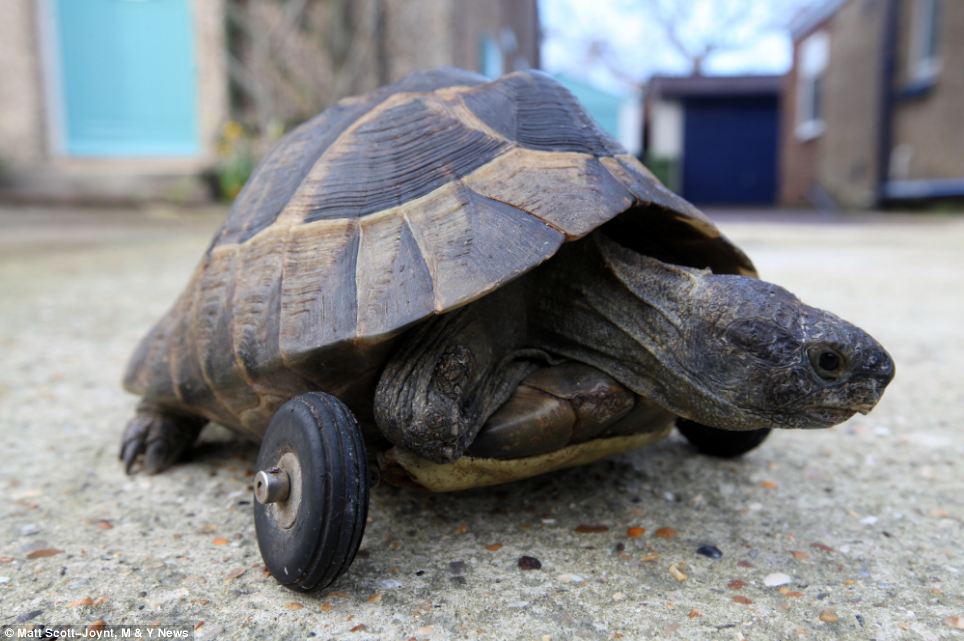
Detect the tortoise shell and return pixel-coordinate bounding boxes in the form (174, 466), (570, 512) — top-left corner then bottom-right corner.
(124, 68), (755, 440)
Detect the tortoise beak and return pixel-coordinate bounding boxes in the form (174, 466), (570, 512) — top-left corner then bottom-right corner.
(854, 401), (878, 415)
(849, 377), (888, 414)
(851, 347), (895, 413)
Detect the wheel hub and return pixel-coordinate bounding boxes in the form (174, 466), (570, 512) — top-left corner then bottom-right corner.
(254, 467), (290, 504)
(254, 451), (302, 529)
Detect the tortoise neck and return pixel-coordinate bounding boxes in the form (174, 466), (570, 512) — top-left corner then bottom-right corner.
(527, 232), (716, 416)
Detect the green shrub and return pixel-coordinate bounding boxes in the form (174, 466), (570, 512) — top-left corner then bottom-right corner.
(215, 120), (257, 201)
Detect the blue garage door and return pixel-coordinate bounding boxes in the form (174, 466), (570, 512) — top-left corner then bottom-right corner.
(53, 0), (199, 156)
(681, 95), (778, 205)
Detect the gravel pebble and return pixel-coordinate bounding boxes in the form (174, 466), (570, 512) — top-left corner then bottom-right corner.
(15, 610), (43, 623)
(377, 579), (403, 590)
(558, 574), (586, 584)
(763, 573), (792, 587)
(574, 524), (609, 533)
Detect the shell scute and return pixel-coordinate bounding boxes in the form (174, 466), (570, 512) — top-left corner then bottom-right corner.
(125, 69), (754, 432)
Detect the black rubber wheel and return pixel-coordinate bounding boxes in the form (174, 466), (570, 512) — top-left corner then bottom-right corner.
(254, 392), (369, 591)
(676, 419), (771, 458)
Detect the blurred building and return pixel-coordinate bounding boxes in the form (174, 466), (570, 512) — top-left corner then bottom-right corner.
(782, 0), (964, 208)
(0, 0), (226, 203)
(0, 0), (538, 204)
(553, 74), (641, 156)
(228, 0), (539, 130)
(643, 75), (782, 206)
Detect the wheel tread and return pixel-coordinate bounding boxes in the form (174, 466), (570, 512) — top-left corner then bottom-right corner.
(254, 392), (369, 592)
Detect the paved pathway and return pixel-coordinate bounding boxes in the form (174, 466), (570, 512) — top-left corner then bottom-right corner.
(1, 205), (961, 640)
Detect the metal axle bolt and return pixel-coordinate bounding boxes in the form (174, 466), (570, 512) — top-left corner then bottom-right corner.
(254, 466), (291, 504)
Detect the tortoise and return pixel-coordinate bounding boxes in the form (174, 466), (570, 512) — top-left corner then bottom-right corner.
(120, 68), (894, 591)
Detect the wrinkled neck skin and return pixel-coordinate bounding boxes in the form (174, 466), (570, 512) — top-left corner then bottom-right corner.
(528, 233), (743, 428)
(527, 231), (894, 431)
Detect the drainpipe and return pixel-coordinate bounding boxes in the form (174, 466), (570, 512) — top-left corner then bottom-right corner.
(875, 0), (899, 207)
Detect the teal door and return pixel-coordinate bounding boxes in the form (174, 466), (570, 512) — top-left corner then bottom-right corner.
(53, 0), (199, 156)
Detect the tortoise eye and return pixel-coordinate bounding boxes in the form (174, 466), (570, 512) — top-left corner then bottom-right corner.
(809, 347), (845, 381)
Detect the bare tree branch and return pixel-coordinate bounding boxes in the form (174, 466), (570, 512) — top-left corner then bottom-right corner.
(225, 0), (382, 143)
(623, 0), (817, 76)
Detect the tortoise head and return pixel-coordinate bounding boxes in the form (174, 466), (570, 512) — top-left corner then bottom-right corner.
(591, 234), (895, 432)
(686, 275), (895, 429)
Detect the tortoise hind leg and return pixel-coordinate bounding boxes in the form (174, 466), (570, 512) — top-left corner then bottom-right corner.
(120, 402), (207, 474)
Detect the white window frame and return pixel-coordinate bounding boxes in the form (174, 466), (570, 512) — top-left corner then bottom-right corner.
(908, 0), (942, 82)
(795, 31), (829, 141)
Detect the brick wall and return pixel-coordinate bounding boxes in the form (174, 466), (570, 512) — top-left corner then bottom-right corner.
(0, 1), (45, 173)
(817, 0), (887, 209)
(782, 0), (964, 208)
(780, 0), (889, 209)
(780, 30), (825, 206)
(891, 0), (964, 181)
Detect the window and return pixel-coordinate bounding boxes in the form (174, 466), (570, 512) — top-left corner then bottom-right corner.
(909, 0), (941, 82)
(795, 31), (829, 141)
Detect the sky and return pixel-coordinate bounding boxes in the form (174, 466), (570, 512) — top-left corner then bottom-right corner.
(540, 0), (816, 96)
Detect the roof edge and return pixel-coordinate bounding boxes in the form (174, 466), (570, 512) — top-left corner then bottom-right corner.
(790, 0), (846, 39)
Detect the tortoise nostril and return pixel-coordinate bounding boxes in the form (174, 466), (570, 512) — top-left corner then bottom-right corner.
(861, 349), (894, 385)
(876, 354), (895, 383)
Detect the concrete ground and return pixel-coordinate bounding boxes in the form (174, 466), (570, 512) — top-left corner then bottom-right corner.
(0, 205), (961, 640)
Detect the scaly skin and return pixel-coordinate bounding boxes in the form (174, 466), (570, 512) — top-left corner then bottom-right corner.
(120, 403), (207, 474)
(374, 282), (549, 463)
(529, 232), (895, 431)
(375, 230), (895, 463)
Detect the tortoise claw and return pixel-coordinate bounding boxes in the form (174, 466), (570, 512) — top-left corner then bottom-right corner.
(121, 438), (145, 474)
(120, 415), (150, 474)
(120, 409), (205, 475)
(143, 438), (174, 475)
